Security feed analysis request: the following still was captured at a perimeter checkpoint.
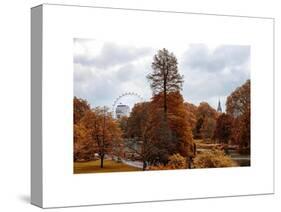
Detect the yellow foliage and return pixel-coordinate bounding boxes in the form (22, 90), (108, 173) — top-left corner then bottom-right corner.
(148, 153), (187, 170)
(167, 153), (186, 169)
(193, 150), (237, 168)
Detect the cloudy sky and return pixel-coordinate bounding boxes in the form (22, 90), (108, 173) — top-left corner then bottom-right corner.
(74, 38), (250, 112)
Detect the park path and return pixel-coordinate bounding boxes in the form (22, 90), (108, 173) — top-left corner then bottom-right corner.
(121, 159), (143, 169)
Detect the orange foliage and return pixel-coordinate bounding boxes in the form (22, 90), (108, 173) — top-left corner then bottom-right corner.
(80, 108), (123, 165)
(195, 102), (218, 141)
(73, 96), (90, 124)
(73, 102), (123, 166)
(213, 113), (233, 144)
(73, 123), (94, 161)
(184, 102), (197, 130)
(226, 80), (250, 152)
(150, 91), (195, 160)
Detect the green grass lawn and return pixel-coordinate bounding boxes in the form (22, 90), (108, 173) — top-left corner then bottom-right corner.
(74, 159), (142, 174)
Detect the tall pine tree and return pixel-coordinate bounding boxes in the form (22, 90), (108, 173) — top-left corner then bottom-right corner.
(147, 48), (184, 119)
(146, 49), (195, 167)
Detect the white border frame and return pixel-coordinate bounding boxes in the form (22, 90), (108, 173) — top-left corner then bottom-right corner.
(31, 4), (274, 208)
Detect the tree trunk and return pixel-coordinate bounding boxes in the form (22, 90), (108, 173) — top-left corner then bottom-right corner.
(163, 76), (168, 122)
(143, 161), (147, 171)
(186, 157), (192, 169)
(100, 154), (104, 168)
(164, 82), (167, 115)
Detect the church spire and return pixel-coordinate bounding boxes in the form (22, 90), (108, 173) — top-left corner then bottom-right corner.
(217, 99), (222, 113)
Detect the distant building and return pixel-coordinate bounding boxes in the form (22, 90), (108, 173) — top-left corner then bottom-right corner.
(116, 103), (130, 118)
(217, 99), (222, 113)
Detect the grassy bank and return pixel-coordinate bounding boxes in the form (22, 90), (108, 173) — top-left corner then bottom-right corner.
(74, 159), (141, 174)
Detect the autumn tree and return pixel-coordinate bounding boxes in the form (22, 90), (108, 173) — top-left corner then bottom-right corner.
(74, 123), (95, 161)
(107, 115), (124, 162)
(200, 117), (216, 142)
(146, 99), (173, 164)
(197, 102), (218, 121)
(230, 110), (250, 152)
(239, 109), (250, 150)
(73, 96), (90, 124)
(147, 48), (184, 119)
(195, 102), (218, 141)
(117, 116), (129, 135)
(194, 117), (204, 139)
(145, 49), (195, 167)
(213, 113), (233, 144)
(126, 102), (154, 170)
(73, 97), (92, 161)
(184, 102), (197, 132)
(226, 79), (250, 117)
(80, 107), (123, 168)
(149, 91), (196, 167)
(226, 80), (250, 152)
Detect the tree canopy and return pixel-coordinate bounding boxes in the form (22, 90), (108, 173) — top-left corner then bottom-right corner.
(147, 48), (184, 117)
(226, 80), (250, 152)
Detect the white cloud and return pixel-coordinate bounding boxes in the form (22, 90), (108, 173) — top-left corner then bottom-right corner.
(74, 39), (250, 112)
(180, 44), (250, 109)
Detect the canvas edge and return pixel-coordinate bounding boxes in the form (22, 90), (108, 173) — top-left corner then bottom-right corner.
(31, 5), (43, 208)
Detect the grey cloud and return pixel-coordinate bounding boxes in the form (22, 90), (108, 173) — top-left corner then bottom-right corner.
(74, 71), (120, 108)
(73, 65), (93, 83)
(116, 64), (138, 82)
(181, 44), (250, 72)
(74, 41), (154, 108)
(74, 42), (152, 69)
(74, 51), (153, 108)
(180, 44), (250, 110)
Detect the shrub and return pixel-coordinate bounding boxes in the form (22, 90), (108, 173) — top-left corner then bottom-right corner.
(193, 150), (237, 168)
(148, 153), (187, 170)
(167, 153), (187, 169)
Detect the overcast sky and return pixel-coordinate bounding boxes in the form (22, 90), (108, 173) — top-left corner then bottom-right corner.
(74, 38), (250, 112)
